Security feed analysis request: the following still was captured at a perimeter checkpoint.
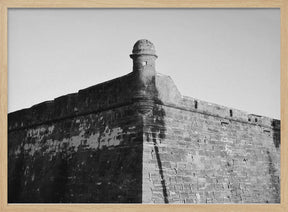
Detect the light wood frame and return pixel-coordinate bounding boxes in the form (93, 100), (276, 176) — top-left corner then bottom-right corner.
(0, 1), (287, 212)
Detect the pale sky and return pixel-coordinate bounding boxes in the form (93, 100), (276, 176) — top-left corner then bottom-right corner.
(8, 9), (280, 119)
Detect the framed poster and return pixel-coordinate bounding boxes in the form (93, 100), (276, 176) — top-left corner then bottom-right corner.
(0, 1), (287, 212)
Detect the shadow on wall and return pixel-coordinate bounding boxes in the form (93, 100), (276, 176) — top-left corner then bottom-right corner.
(151, 101), (168, 203)
(8, 147), (69, 203)
(272, 119), (280, 148)
(143, 74), (168, 203)
(266, 150), (280, 203)
(43, 155), (69, 202)
(8, 103), (144, 203)
(8, 146), (24, 202)
(267, 119), (281, 203)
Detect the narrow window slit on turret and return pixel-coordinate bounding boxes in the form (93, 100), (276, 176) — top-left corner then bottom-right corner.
(229, 109), (233, 117)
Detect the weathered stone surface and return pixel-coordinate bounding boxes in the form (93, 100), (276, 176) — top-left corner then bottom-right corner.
(142, 103), (280, 204)
(9, 104), (143, 203)
(8, 39), (280, 203)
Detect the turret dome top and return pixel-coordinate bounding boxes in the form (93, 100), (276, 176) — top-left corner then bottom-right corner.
(131, 39), (157, 57)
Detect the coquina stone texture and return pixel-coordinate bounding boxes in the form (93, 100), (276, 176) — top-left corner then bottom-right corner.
(8, 39), (280, 203)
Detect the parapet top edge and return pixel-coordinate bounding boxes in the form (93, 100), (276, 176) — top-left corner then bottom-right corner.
(9, 72), (133, 116)
(178, 95), (280, 129)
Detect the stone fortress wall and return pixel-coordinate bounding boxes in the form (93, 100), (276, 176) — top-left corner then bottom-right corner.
(8, 40), (280, 203)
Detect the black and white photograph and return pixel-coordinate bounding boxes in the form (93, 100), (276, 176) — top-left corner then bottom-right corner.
(8, 9), (280, 204)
